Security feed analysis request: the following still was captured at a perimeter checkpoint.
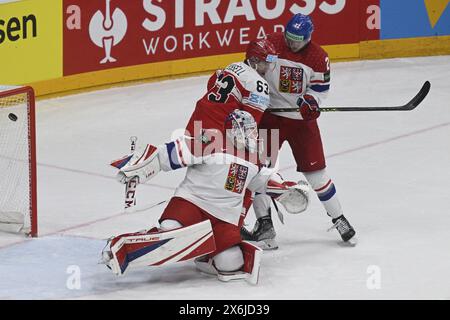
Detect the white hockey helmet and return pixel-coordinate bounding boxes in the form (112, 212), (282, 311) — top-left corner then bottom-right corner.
(224, 109), (258, 153)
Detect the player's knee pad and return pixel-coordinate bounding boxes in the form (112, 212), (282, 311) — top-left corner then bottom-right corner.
(160, 219), (183, 231)
(303, 169), (330, 190)
(213, 245), (244, 272)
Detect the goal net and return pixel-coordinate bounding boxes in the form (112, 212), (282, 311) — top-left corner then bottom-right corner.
(0, 86), (37, 237)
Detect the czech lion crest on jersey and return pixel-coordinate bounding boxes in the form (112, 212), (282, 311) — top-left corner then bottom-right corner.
(279, 66), (304, 94)
(225, 163), (248, 194)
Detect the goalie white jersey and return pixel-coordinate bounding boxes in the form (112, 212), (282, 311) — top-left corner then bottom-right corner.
(112, 137), (310, 225)
(158, 137), (274, 226)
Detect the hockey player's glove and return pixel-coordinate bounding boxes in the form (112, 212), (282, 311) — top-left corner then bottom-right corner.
(297, 94), (320, 120)
(110, 144), (161, 185)
(266, 179), (310, 214)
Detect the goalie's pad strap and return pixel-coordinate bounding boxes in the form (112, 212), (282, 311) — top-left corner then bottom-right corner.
(109, 220), (216, 275)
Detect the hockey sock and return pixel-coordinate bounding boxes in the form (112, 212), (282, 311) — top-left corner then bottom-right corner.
(303, 169), (343, 219)
(253, 193), (272, 219)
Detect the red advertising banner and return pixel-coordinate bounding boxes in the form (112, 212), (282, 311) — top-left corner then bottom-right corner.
(63, 0), (380, 76)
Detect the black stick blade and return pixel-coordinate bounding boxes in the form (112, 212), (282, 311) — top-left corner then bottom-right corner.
(403, 81), (431, 111)
(268, 81), (432, 113)
(319, 80), (432, 112)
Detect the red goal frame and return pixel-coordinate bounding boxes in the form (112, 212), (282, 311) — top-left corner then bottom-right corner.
(0, 86), (37, 237)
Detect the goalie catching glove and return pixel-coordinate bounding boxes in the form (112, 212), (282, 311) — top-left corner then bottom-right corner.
(266, 179), (310, 214)
(111, 144), (161, 184)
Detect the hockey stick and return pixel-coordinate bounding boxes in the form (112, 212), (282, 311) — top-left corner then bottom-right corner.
(124, 136), (138, 212)
(271, 198), (284, 225)
(269, 81), (431, 113)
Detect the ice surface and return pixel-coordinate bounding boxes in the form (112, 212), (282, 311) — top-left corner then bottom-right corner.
(1, 55), (449, 299)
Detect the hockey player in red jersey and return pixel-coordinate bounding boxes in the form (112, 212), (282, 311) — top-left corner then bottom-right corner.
(241, 13), (356, 249)
(181, 37), (279, 245)
(104, 109), (310, 284)
(101, 41), (311, 283)
(185, 38), (278, 139)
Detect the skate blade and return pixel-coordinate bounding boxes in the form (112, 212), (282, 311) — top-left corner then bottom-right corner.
(248, 239), (279, 251)
(339, 236), (358, 247)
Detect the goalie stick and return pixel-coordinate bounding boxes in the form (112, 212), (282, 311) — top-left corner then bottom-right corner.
(124, 136), (138, 212)
(269, 81), (431, 113)
(271, 198), (284, 225)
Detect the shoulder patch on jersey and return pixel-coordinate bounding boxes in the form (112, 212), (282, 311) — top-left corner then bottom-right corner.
(225, 163), (249, 194)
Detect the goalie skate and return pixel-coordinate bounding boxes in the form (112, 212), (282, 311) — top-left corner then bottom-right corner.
(240, 214), (278, 250)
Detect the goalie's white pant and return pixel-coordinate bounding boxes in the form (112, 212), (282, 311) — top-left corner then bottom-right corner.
(254, 169), (343, 219)
(161, 219), (244, 272)
(253, 193), (273, 219)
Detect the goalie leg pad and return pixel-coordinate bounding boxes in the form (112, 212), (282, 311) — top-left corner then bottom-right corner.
(217, 241), (262, 285)
(194, 245), (245, 276)
(195, 241), (262, 285)
(213, 245), (244, 272)
(106, 220), (216, 275)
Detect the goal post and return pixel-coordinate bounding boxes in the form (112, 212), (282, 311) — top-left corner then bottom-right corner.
(0, 86), (37, 237)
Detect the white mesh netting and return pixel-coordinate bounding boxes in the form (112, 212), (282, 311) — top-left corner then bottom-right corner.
(0, 87), (34, 235)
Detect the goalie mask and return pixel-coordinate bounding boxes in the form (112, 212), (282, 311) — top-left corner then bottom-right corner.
(224, 109), (259, 153)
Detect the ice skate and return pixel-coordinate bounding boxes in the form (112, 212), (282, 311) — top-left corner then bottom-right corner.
(328, 215), (357, 246)
(241, 215), (278, 250)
